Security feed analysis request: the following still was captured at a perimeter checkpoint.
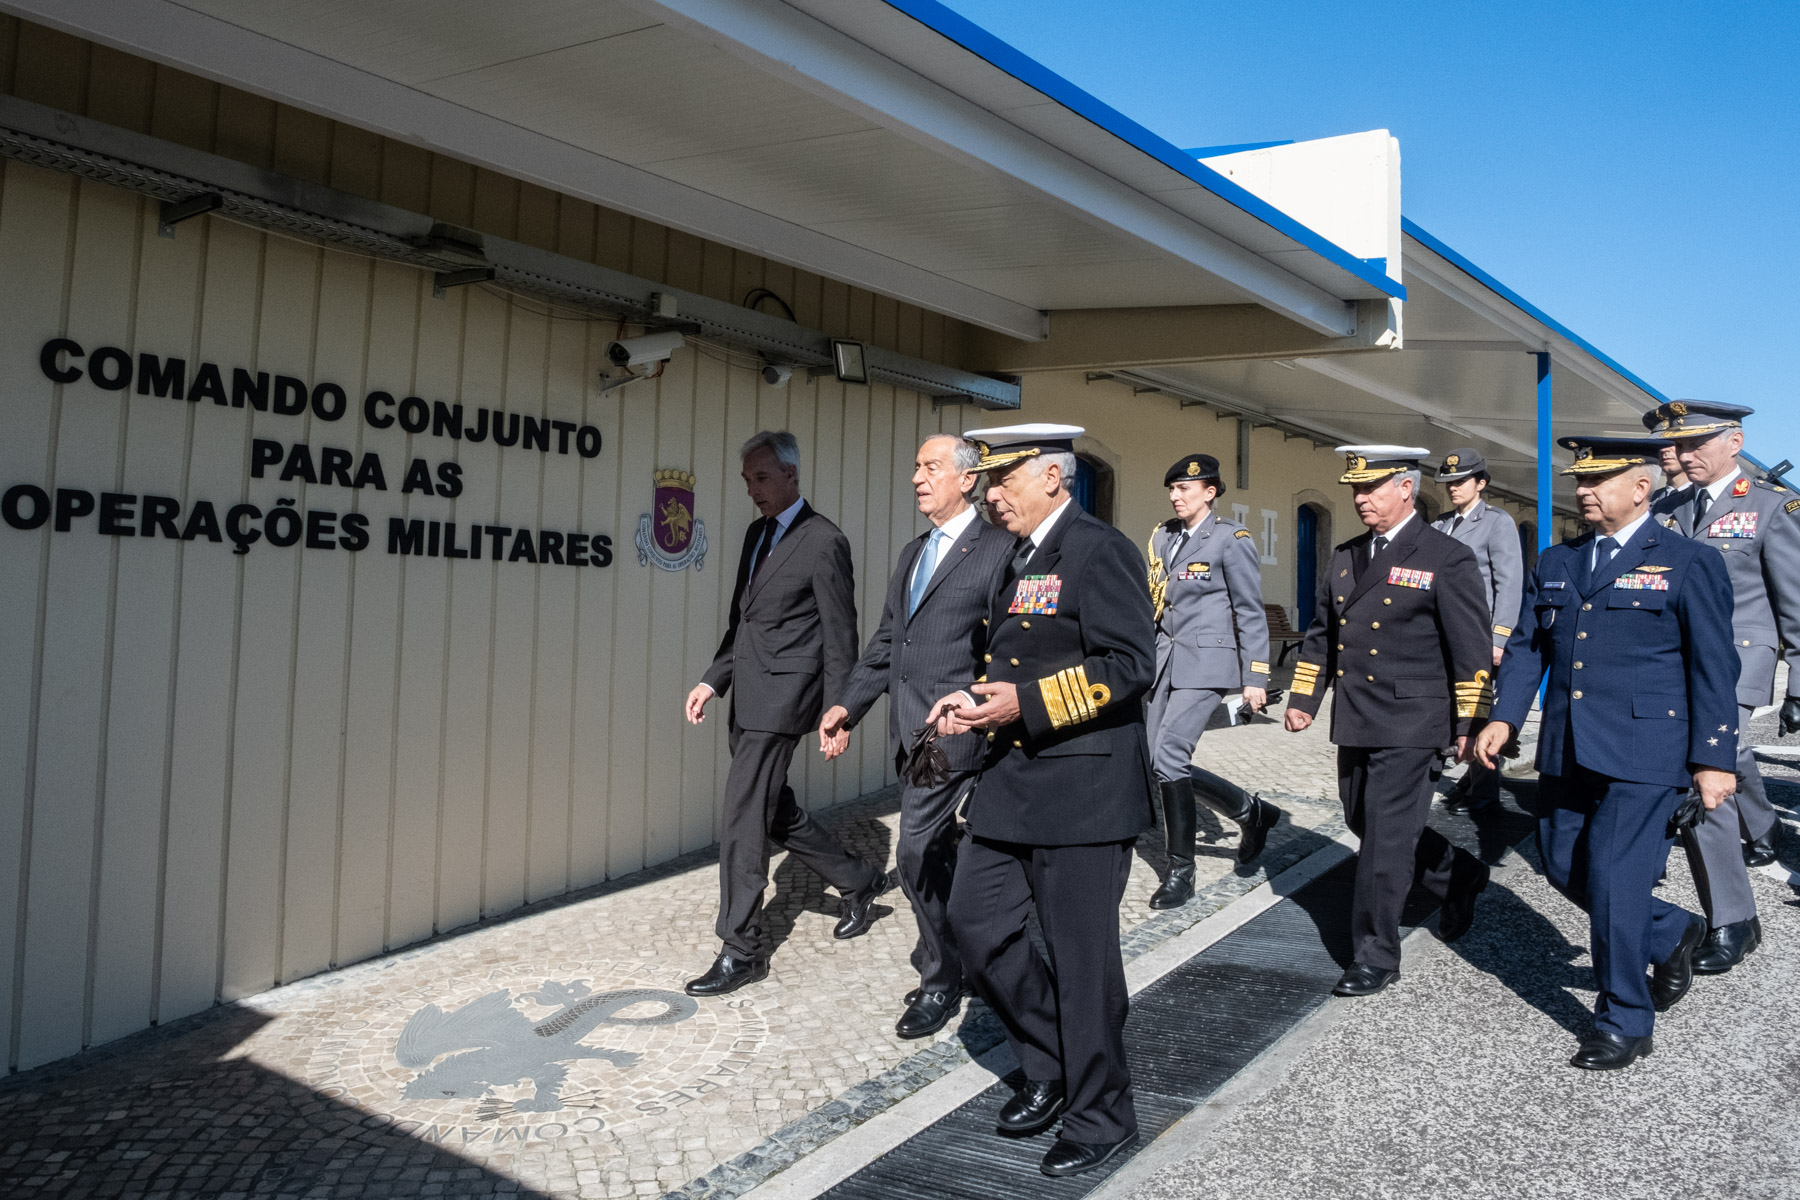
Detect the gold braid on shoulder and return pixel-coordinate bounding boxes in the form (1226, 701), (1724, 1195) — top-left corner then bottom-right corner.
(1146, 525), (1168, 620)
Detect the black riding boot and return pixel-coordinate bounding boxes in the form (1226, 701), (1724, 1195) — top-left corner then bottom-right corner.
(1150, 779), (1197, 909)
(1193, 770), (1281, 865)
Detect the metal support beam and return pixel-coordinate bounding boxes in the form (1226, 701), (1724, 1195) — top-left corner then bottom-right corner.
(1536, 352), (1554, 550)
(432, 267), (495, 299)
(156, 190), (220, 237)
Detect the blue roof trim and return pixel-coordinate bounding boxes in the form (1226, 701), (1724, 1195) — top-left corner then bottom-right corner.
(878, 0), (1404, 301)
(1181, 140), (1295, 157)
(1401, 217), (1667, 402)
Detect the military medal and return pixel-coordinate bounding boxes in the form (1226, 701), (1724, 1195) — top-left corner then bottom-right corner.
(1009, 574), (1062, 614)
(1176, 561), (1211, 580)
(1707, 511), (1758, 539)
(1614, 571), (1670, 591)
(1386, 566), (1434, 590)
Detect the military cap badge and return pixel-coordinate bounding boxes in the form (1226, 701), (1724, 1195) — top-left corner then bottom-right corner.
(1187, 461), (1201, 477)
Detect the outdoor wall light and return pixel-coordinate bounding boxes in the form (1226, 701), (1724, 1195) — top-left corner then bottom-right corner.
(761, 363), (792, 387)
(831, 338), (869, 384)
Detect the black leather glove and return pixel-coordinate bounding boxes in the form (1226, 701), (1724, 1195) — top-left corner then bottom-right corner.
(902, 725), (951, 788)
(1780, 696), (1800, 738)
(1667, 791), (1706, 838)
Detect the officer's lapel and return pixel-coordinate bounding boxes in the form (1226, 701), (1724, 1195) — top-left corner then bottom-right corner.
(992, 505), (1072, 624)
(1344, 516), (1422, 609)
(1581, 523), (1660, 598)
(909, 515), (982, 622)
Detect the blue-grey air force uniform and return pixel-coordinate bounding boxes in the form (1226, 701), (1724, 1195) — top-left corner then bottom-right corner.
(1653, 470), (1800, 924)
(1494, 520), (1737, 1037)
(1146, 511), (1271, 782)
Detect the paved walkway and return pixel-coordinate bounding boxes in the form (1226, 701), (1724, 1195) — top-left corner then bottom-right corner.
(5, 686), (1796, 1200)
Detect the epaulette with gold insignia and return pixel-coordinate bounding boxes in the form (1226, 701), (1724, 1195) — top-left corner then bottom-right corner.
(1234, 529), (1253, 539)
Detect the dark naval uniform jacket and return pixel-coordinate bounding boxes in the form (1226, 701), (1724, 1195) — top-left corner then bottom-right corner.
(1287, 516), (1493, 747)
(1653, 472), (1800, 708)
(1494, 521), (1739, 787)
(963, 505), (1156, 845)
(1149, 512), (1270, 690)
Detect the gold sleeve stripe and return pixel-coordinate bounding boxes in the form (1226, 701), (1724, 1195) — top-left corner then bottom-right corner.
(1250, 661), (1270, 675)
(1455, 673), (1496, 719)
(1493, 625), (1513, 637)
(1038, 665), (1109, 729)
(1291, 679), (1316, 696)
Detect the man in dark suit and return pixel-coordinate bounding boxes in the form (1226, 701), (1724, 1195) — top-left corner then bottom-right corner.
(1283, 446), (1494, 998)
(821, 434), (1015, 1039)
(928, 423), (1155, 1179)
(683, 431), (885, 997)
(1475, 435), (1737, 1070)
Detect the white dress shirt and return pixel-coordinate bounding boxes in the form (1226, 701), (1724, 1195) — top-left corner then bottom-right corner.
(911, 503), (978, 594)
(1591, 510), (1652, 573)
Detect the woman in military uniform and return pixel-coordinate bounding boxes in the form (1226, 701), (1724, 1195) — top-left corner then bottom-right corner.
(1144, 454), (1280, 908)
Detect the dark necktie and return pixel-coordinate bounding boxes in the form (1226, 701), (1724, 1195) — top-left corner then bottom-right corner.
(747, 521), (776, 587)
(1370, 534), (1389, 565)
(1168, 527), (1191, 564)
(1692, 487), (1711, 529)
(1006, 536), (1034, 584)
(1449, 514), (1464, 535)
(1593, 534), (1619, 575)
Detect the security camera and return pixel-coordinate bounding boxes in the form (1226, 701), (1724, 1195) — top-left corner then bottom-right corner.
(761, 363), (792, 387)
(605, 330), (685, 369)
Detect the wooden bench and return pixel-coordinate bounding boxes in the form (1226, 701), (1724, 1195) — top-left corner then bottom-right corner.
(1264, 603), (1307, 667)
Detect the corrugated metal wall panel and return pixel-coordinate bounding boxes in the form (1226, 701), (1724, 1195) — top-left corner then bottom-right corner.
(0, 151), (964, 1068)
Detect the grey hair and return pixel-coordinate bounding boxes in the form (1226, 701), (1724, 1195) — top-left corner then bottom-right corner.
(1393, 469), (1422, 495)
(921, 434), (983, 500)
(1019, 450), (1078, 495)
(740, 430), (800, 472)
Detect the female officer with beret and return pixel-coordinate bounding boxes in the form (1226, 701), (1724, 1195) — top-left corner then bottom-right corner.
(1143, 454), (1280, 908)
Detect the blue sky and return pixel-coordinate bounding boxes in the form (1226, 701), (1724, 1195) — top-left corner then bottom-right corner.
(940, 0), (1799, 464)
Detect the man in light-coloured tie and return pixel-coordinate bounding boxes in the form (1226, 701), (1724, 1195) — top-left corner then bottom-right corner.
(823, 435), (1015, 1038)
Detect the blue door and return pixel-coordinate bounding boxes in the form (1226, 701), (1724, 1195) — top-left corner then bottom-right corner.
(1295, 504), (1318, 631)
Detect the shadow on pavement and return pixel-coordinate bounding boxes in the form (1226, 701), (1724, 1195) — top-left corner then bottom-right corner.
(0, 1006), (556, 1198)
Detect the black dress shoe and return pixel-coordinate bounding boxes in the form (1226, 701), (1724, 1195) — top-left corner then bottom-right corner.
(1693, 916), (1762, 975)
(1236, 797), (1280, 865)
(995, 1079), (1066, 1137)
(1651, 914), (1707, 1010)
(1332, 962), (1399, 997)
(1040, 1132), (1138, 1177)
(1437, 861), (1490, 944)
(1569, 1030), (1653, 1071)
(1744, 830), (1778, 868)
(895, 989), (962, 1039)
(1149, 862), (1195, 909)
(833, 865), (889, 940)
(684, 954), (768, 997)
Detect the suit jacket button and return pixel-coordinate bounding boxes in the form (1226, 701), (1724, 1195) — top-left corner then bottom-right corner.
(1572, 690), (1583, 699)
(1573, 662), (1583, 669)
(1021, 620), (1031, 629)
(1337, 595), (1345, 603)
(982, 618), (989, 626)
(1582, 603), (1592, 611)
(1371, 621), (1380, 629)
(984, 654), (992, 663)
(1336, 669), (1344, 677)
(1009, 657), (1020, 666)
(1577, 632), (1587, 639)
(1337, 643), (1345, 650)
(1383, 598), (1392, 605)
(1743, 639), (1751, 646)
(987, 732), (995, 741)
(1669, 710), (1676, 716)
(1367, 674), (1375, 682)
(1339, 618), (1347, 626)
(1012, 739), (1022, 748)
(1369, 648), (1378, 655)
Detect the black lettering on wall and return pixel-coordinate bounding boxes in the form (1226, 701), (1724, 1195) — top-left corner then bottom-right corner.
(54, 488), (95, 532)
(141, 495), (181, 539)
(397, 396), (429, 434)
(352, 454), (388, 490)
(273, 375), (308, 416)
(40, 338), (83, 383)
(400, 459), (434, 494)
(365, 390), (396, 428)
(190, 362), (228, 406)
(137, 353), (187, 400)
(89, 347), (132, 391)
(319, 447), (354, 488)
(521, 416), (549, 453)
(3, 484), (50, 529)
(311, 382), (348, 421)
(432, 401), (463, 440)
(434, 462), (462, 499)
(98, 492), (136, 536)
(251, 438), (284, 478)
(388, 518), (425, 555)
(339, 511), (370, 551)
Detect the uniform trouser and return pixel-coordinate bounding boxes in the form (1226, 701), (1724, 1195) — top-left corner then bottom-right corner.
(1337, 746), (1475, 971)
(1538, 769), (1694, 1039)
(716, 718), (878, 960)
(894, 765), (973, 994)
(1145, 673), (1226, 785)
(949, 835), (1137, 1144)
(1680, 701), (1766, 928)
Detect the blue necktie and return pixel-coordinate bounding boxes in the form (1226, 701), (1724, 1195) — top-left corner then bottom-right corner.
(910, 530), (942, 616)
(1592, 535), (1619, 575)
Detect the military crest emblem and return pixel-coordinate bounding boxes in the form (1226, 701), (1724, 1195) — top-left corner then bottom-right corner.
(635, 469), (708, 571)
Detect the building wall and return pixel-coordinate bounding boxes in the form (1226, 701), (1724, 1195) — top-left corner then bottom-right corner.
(1015, 371), (1541, 621)
(0, 151), (980, 1071)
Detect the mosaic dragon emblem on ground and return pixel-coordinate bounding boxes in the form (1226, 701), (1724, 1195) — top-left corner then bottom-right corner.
(397, 980), (697, 1111)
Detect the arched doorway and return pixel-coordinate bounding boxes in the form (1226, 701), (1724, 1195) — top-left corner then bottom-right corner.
(1072, 453), (1116, 524)
(1295, 501), (1332, 631)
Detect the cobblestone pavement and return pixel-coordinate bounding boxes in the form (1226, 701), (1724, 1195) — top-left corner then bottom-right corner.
(0, 694), (1354, 1200)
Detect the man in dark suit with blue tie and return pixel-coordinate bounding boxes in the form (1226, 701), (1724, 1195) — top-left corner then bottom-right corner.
(683, 431), (886, 997)
(821, 434), (1015, 1039)
(1474, 435), (1738, 1070)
